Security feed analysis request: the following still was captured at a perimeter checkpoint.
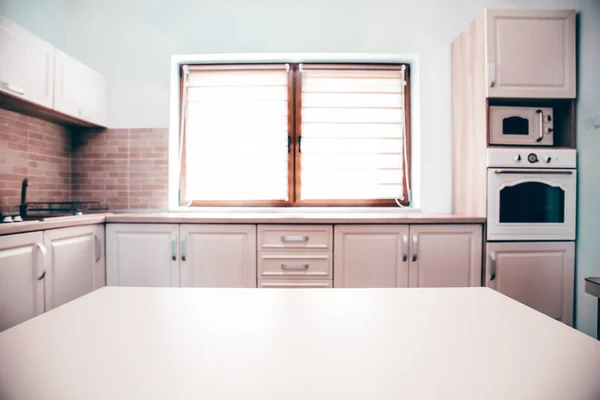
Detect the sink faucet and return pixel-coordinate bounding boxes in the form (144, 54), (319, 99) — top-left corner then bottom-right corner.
(19, 178), (29, 219)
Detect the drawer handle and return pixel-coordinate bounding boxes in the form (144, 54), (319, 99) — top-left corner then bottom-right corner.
(281, 264), (310, 270)
(281, 235), (309, 243)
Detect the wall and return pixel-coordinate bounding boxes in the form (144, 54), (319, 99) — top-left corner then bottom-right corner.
(1, 0), (599, 336)
(72, 128), (168, 210)
(0, 108), (71, 214)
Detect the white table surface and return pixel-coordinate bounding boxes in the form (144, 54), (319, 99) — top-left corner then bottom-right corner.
(1, 287), (599, 400)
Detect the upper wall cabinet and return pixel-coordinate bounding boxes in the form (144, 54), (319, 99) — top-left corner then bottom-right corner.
(54, 49), (109, 127)
(485, 9), (576, 99)
(0, 16), (54, 108)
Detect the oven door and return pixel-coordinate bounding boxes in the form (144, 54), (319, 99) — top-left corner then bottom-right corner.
(487, 168), (576, 241)
(489, 106), (553, 146)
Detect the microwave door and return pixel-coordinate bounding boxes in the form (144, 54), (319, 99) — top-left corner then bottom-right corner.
(489, 106), (553, 146)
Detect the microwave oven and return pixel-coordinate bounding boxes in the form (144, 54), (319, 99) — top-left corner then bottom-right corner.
(489, 106), (554, 146)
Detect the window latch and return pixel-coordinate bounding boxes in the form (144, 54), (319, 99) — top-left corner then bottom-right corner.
(298, 135), (302, 153)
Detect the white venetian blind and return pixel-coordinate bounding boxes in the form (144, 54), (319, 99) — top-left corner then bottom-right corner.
(184, 65), (289, 201)
(300, 65), (407, 200)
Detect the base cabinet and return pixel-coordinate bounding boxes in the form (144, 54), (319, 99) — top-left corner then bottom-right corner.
(106, 224), (179, 287)
(334, 225), (409, 288)
(486, 241), (574, 326)
(107, 224), (257, 288)
(409, 225), (482, 288)
(180, 225), (256, 288)
(0, 232), (45, 331)
(43, 225), (105, 311)
(334, 225), (483, 288)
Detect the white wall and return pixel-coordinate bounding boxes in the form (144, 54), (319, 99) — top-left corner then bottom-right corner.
(2, 0), (599, 336)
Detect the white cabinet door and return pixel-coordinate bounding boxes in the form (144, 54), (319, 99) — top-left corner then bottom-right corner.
(485, 9), (576, 98)
(106, 224), (179, 287)
(0, 232), (45, 331)
(486, 241), (574, 326)
(0, 16), (54, 108)
(54, 49), (108, 126)
(43, 225), (105, 311)
(180, 225), (256, 288)
(334, 225), (409, 288)
(408, 225), (482, 288)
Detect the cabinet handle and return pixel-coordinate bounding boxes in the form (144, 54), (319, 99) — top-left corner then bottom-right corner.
(94, 234), (102, 262)
(489, 252), (497, 281)
(488, 62), (496, 88)
(401, 234), (408, 262)
(281, 235), (309, 243)
(35, 243), (47, 280)
(171, 235), (177, 261)
(536, 109), (544, 142)
(494, 170), (572, 175)
(281, 264), (310, 270)
(180, 234), (187, 262)
(411, 234), (418, 262)
(0, 80), (25, 96)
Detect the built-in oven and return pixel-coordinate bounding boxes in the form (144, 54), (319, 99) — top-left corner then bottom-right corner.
(486, 149), (576, 241)
(489, 106), (554, 146)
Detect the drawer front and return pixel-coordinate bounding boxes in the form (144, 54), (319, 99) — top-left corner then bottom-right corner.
(258, 280), (332, 288)
(258, 225), (332, 250)
(258, 253), (332, 278)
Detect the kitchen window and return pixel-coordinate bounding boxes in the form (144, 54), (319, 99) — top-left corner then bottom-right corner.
(178, 62), (411, 206)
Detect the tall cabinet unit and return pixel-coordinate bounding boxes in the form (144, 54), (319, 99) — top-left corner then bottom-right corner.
(452, 9), (577, 326)
(486, 242), (574, 325)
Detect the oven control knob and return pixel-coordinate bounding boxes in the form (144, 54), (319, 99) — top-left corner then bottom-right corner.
(514, 154), (522, 162)
(543, 155), (552, 163)
(528, 153), (539, 163)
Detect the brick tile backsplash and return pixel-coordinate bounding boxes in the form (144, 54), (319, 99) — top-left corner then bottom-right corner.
(72, 127), (169, 210)
(1, 107), (169, 213)
(0, 108), (71, 214)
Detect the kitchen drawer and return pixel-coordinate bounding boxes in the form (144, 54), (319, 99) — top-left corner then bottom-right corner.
(258, 280), (332, 288)
(258, 225), (332, 250)
(258, 252), (332, 279)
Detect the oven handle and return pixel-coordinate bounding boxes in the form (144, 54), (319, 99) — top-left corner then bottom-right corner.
(494, 170), (573, 175)
(536, 109), (544, 142)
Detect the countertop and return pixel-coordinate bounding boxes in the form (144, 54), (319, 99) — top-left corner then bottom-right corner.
(1, 287), (598, 399)
(105, 211), (486, 224)
(0, 214), (108, 236)
(0, 211), (485, 236)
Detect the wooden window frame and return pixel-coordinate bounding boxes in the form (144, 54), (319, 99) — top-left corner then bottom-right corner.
(181, 63), (411, 207)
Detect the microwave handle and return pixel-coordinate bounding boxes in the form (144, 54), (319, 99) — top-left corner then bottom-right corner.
(494, 170), (573, 175)
(536, 109), (544, 142)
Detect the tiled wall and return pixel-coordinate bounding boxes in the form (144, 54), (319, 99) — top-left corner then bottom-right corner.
(0, 108), (72, 214)
(72, 128), (169, 210)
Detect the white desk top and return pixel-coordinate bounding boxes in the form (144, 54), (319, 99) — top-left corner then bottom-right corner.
(1, 287), (599, 400)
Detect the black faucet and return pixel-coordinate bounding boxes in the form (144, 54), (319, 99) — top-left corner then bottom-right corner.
(19, 178), (29, 219)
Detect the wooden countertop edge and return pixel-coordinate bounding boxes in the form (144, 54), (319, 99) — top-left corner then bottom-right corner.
(105, 213), (486, 224)
(0, 214), (109, 236)
(0, 213), (485, 235)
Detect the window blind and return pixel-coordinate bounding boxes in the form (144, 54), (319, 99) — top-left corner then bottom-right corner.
(299, 65), (408, 201)
(183, 65), (289, 201)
